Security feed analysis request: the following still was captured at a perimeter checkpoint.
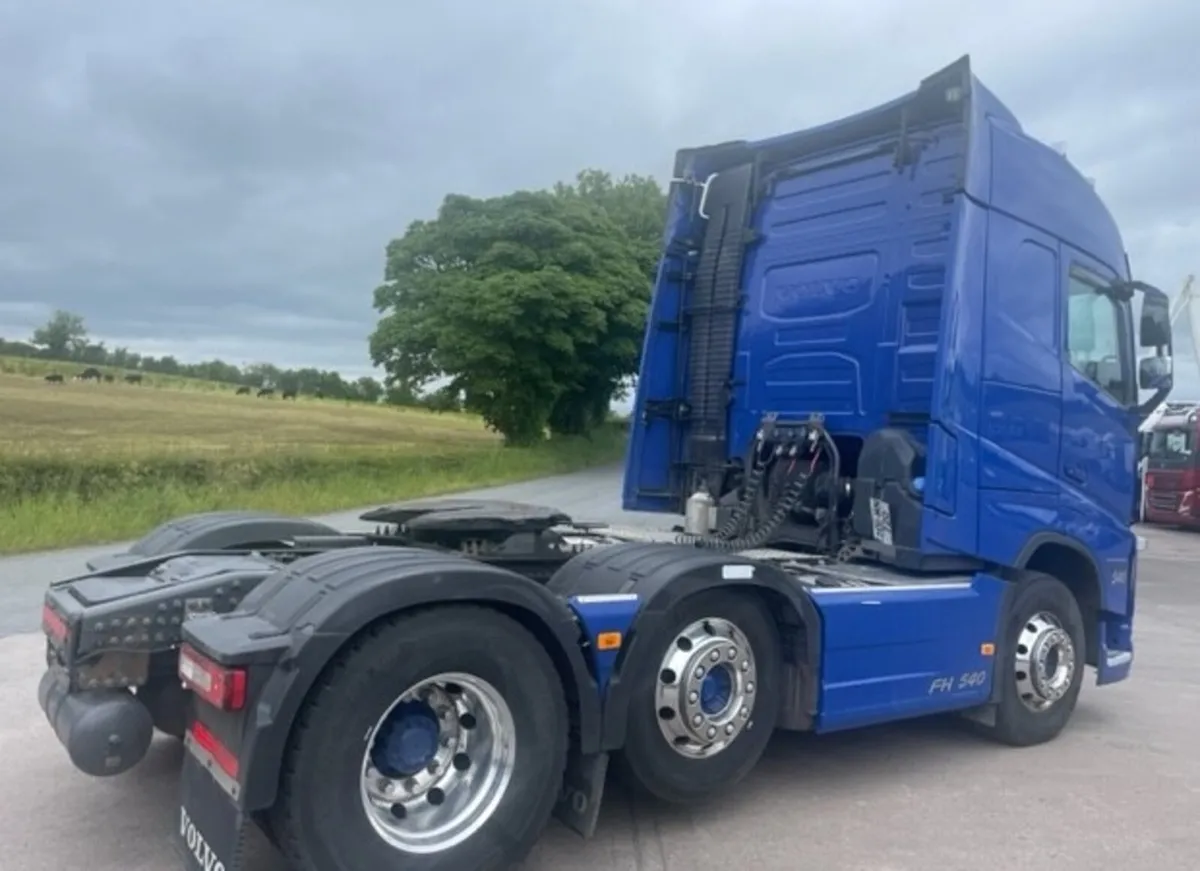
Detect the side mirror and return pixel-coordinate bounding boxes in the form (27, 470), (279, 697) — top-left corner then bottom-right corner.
(1139, 285), (1172, 348)
(1139, 355), (1172, 391)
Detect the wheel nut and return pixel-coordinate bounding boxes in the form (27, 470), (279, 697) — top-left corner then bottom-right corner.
(707, 726), (717, 738)
(694, 666), (705, 679)
(746, 682), (754, 693)
(709, 650), (720, 662)
(728, 647), (737, 659)
(692, 714), (703, 726)
(688, 691), (698, 703)
(741, 661), (750, 671)
(725, 724), (735, 735)
(740, 707), (749, 718)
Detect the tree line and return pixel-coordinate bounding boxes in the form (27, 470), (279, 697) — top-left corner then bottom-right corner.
(1, 311), (398, 405)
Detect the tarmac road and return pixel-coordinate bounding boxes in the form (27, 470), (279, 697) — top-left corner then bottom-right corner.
(1, 465), (1198, 870)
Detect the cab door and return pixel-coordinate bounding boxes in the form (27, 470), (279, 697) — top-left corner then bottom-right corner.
(1058, 252), (1139, 527)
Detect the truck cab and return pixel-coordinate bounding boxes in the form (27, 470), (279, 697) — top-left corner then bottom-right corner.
(624, 55), (1173, 674)
(1143, 403), (1200, 527)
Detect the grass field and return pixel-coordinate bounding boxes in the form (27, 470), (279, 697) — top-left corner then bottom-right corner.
(0, 368), (627, 554)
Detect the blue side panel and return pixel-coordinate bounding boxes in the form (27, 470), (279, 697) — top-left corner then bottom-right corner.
(621, 180), (698, 514)
(811, 573), (1005, 733)
(727, 124), (964, 451)
(566, 593), (641, 694)
(977, 217), (1062, 496)
(918, 77), (1011, 559)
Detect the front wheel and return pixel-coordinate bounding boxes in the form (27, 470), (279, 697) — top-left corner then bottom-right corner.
(980, 573), (1086, 747)
(269, 606), (569, 871)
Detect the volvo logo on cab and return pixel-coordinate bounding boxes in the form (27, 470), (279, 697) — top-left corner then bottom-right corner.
(180, 807), (226, 871)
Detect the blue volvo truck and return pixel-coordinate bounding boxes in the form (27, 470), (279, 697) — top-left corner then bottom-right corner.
(36, 56), (1174, 871)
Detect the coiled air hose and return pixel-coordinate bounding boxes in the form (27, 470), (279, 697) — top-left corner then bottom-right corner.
(677, 446), (815, 552)
(710, 445), (777, 540)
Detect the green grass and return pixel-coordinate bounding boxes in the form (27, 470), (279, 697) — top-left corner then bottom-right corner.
(0, 368), (627, 553)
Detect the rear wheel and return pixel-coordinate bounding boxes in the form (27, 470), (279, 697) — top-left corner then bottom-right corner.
(616, 588), (781, 804)
(269, 606), (569, 871)
(979, 573), (1086, 747)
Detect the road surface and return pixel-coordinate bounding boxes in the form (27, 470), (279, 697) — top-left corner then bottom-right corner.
(2, 466), (1198, 870)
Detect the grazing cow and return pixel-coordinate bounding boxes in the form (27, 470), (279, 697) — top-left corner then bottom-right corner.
(103, 373), (115, 383)
(124, 373), (143, 385)
(281, 389), (297, 400)
(76, 367), (102, 382)
(236, 386), (251, 395)
(44, 373), (64, 384)
(257, 387), (275, 398)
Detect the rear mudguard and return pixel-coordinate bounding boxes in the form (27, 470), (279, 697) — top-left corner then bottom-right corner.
(87, 511), (341, 572)
(548, 541), (824, 748)
(180, 545), (602, 813)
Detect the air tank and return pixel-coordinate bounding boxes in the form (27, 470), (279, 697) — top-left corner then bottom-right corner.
(684, 487), (717, 535)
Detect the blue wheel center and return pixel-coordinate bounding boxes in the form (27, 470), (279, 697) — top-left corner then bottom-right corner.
(371, 700), (441, 777)
(700, 664), (733, 716)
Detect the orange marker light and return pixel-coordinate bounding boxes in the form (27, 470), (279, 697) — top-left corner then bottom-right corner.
(596, 632), (622, 651)
(980, 643), (995, 656)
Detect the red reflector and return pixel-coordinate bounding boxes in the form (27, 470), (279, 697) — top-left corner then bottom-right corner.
(42, 604), (68, 643)
(189, 720), (240, 780)
(179, 644), (247, 711)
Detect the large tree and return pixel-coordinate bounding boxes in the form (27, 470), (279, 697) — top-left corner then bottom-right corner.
(370, 181), (658, 445)
(554, 169), (668, 283)
(31, 310), (88, 358)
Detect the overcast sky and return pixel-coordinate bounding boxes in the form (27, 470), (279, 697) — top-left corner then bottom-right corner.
(0, 0), (1196, 395)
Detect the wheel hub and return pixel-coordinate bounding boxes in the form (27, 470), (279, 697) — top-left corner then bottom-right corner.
(372, 701), (441, 776)
(360, 673), (516, 855)
(655, 617), (757, 758)
(1014, 612), (1076, 712)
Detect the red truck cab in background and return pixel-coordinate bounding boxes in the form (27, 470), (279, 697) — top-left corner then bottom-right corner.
(1143, 402), (1200, 528)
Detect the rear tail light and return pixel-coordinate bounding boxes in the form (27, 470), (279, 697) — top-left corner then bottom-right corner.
(179, 644), (247, 711)
(42, 604), (68, 645)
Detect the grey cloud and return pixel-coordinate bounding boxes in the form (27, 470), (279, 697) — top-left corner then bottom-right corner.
(0, 0), (1196, 400)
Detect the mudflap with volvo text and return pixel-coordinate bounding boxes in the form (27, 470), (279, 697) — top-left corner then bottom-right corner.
(175, 746), (248, 871)
(552, 751), (610, 838)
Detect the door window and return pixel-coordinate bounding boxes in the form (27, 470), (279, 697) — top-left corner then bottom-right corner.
(1066, 272), (1131, 402)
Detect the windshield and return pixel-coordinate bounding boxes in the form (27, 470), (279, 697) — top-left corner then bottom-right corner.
(1147, 428), (1195, 461)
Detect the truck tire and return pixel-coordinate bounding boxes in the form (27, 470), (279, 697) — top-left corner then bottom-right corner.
(616, 588), (781, 804)
(980, 573), (1086, 747)
(269, 605), (569, 871)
